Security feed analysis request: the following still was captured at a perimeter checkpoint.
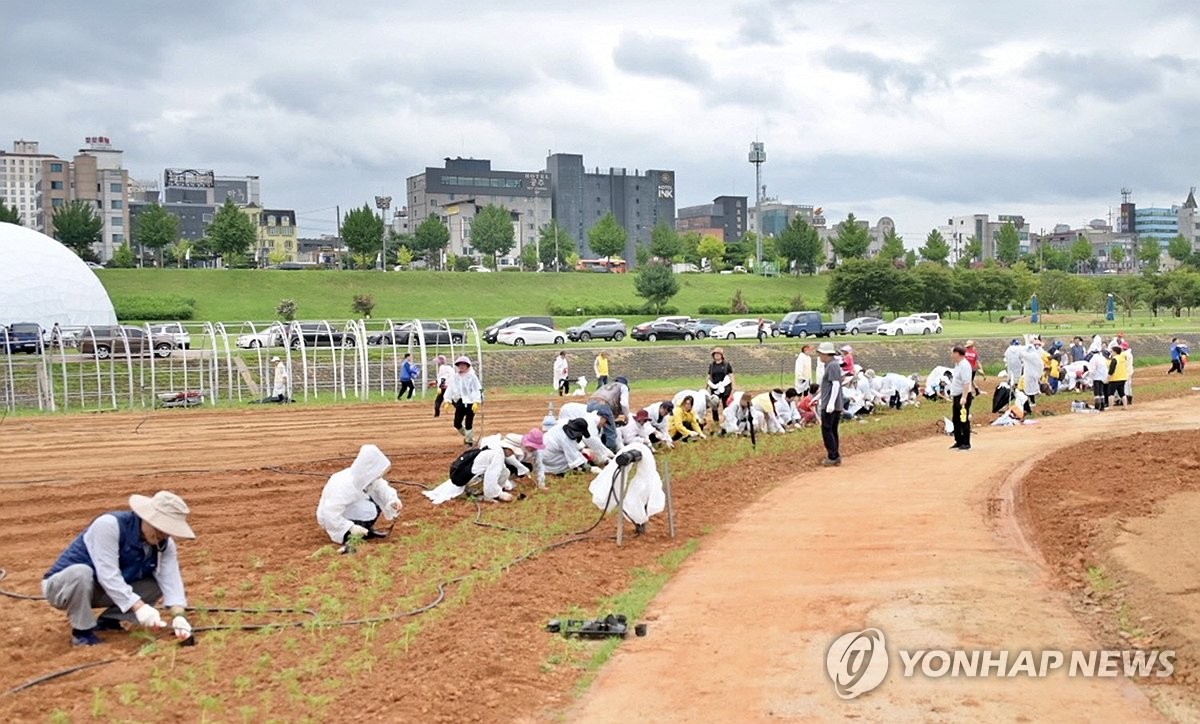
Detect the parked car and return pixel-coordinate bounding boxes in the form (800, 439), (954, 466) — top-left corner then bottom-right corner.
(78, 326), (176, 359)
(84, 261), (104, 270)
(566, 318), (627, 342)
(779, 311), (846, 338)
(912, 313), (944, 334)
(631, 321), (695, 342)
(149, 323), (192, 349)
(467, 265), (492, 272)
(483, 316), (554, 344)
(236, 323), (288, 349)
(671, 263), (701, 273)
(684, 318), (722, 339)
(844, 316), (884, 335)
(369, 322), (465, 346)
(709, 318), (777, 340)
(876, 316), (937, 336)
(288, 322), (356, 348)
(496, 323), (565, 346)
(651, 315), (693, 327)
(3, 323), (43, 354)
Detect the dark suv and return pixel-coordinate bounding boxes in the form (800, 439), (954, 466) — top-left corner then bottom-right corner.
(288, 322), (356, 348)
(483, 316), (554, 344)
(566, 318), (626, 342)
(2, 323), (43, 354)
(369, 322), (466, 346)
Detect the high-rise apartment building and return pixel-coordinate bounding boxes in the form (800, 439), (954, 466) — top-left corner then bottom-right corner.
(676, 195), (747, 243)
(33, 137), (130, 261)
(0, 140), (62, 229)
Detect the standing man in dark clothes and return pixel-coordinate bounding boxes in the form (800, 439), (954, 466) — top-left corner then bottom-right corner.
(817, 342), (844, 466)
(949, 345), (974, 451)
(706, 347), (735, 424)
(756, 318), (767, 345)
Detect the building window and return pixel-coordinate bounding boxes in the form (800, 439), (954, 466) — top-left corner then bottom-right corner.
(202, 213), (213, 223)
(111, 199), (123, 209)
(110, 183), (121, 193)
(111, 216), (123, 226)
(267, 215), (276, 226)
(268, 226), (279, 235)
(285, 241), (293, 251)
(50, 162), (63, 172)
(50, 180), (63, 190)
(113, 233), (124, 243)
(51, 198), (63, 207)
(281, 216), (290, 226)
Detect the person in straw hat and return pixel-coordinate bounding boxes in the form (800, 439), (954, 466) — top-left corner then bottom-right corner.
(42, 491), (197, 646)
(271, 355), (290, 401)
(816, 342), (845, 466)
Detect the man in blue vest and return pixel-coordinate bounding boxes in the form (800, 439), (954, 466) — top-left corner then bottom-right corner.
(42, 491), (195, 646)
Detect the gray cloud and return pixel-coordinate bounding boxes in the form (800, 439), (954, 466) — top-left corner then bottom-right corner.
(612, 31), (712, 85)
(823, 48), (948, 100)
(1025, 52), (1196, 101)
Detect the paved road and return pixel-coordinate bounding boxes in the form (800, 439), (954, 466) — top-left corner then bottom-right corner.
(571, 397), (1200, 722)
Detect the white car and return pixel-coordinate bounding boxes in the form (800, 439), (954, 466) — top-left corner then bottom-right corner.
(912, 313), (944, 334)
(496, 323), (565, 346)
(236, 323), (288, 349)
(709, 318), (774, 340)
(876, 316), (937, 336)
(149, 323), (192, 349)
(466, 265), (492, 272)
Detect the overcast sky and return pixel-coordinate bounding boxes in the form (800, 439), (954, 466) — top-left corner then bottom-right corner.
(4, 0), (1199, 243)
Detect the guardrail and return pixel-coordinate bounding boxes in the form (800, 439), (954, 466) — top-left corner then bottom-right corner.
(0, 319), (484, 414)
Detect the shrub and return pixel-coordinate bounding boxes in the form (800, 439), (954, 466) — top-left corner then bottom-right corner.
(789, 293), (806, 310)
(351, 294), (375, 318)
(730, 289), (750, 314)
(696, 303), (793, 315)
(112, 295), (196, 321)
(546, 302), (678, 316)
(276, 298), (298, 321)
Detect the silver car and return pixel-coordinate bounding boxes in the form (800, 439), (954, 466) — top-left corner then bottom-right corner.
(844, 317), (883, 335)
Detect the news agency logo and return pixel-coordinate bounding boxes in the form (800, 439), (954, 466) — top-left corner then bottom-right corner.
(826, 628), (889, 699)
(826, 628), (1177, 700)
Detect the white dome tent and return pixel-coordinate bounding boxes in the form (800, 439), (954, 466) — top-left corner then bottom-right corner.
(0, 222), (117, 328)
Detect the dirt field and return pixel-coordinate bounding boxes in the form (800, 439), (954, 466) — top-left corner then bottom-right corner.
(1, 373), (1197, 721)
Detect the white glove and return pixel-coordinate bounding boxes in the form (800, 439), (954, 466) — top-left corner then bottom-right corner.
(388, 499), (402, 516)
(589, 465), (602, 474)
(135, 604), (165, 628)
(348, 524), (369, 539)
(172, 615), (192, 639)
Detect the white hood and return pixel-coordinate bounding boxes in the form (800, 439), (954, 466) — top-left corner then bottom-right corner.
(348, 444), (391, 491)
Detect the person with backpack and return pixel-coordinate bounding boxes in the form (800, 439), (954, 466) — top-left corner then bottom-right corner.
(423, 443), (517, 505)
(588, 377), (631, 452)
(446, 356), (483, 445)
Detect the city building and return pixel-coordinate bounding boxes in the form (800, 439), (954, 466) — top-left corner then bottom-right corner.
(676, 195), (747, 243)
(814, 215), (894, 261)
(131, 168), (265, 254)
(1113, 188), (1200, 268)
(297, 235), (344, 266)
(0, 140), (62, 228)
(545, 153), (675, 265)
(243, 205), (298, 264)
(748, 200), (825, 239)
(940, 213), (1030, 261)
(406, 157), (551, 265)
(34, 137), (131, 261)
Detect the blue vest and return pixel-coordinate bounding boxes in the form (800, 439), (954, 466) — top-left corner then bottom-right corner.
(44, 511), (161, 582)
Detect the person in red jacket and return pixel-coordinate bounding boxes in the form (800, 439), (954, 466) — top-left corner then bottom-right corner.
(964, 340), (983, 394)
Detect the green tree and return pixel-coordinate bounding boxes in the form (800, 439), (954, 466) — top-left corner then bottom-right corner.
(1138, 236), (1161, 271)
(723, 234), (750, 269)
(1010, 262), (1037, 311)
(950, 268), (979, 317)
(110, 242), (136, 268)
(52, 199), (103, 260)
(470, 204), (516, 269)
(1109, 245), (1126, 269)
(1069, 237), (1095, 272)
(776, 216), (824, 274)
(396, 245), (414, 268)
(351, 293), (376, 317)
(1037, 270), (1072, 310)
(679, 231), (702, 265)
(342, 204), (386, 269)
(1161, 270), (1200, 316)
(536, 220), (575, 270)
(648, 222), (682, 261)
(587, 212), (627, 262)
(276, 298), (297, 321)
(697, 236), (726, 271)
(903, 249), (918, 269)
(974, 267), (1016, 321)
(519, 242), (539, 271)
(1167, 234), (1193, 266)
(957, 235), (983, 269)
(205, 199), (257, 265)
(831, 213), (871, 261)
(826, 258), (896, 314)
(413, 216), (450, 268)
(633, 262), (680, 312)
(133, 203), (180, 267)
(168, 240), (193, 268)
(0, 200), (20, 224)
(995, 222), (1021, 266)
(878, 229), (905, 264)
(1062, 275), (1098, 312)
(918, 229), (951, 265)
(911, 262), (956, 313)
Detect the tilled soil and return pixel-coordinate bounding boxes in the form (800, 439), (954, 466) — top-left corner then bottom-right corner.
(1021, 428), (1200, 718)
(0, 393), (934, 722)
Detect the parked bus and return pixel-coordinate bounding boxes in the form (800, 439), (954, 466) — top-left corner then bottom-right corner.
(576, 258), (628, 274)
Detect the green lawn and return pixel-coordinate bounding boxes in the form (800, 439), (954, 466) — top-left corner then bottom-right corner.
(96, 269), (828, 323)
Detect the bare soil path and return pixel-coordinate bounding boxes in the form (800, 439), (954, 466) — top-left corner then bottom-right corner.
(572, 396), (1200, 722)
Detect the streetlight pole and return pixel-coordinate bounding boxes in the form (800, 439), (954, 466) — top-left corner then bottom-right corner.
(375, 195), (391, 271)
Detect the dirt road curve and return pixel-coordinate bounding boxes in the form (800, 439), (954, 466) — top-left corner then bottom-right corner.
(572, 396), (1200, 721)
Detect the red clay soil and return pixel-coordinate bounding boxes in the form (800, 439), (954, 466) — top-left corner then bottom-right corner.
(1021, 429), (1200, 713)
(0, 394), (935, 722)
(0, 372), (1192, 722)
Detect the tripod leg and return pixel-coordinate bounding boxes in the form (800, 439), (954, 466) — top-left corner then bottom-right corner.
(664, 458), (676, 539)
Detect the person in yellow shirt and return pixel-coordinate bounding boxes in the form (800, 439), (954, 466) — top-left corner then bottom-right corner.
(669, 395), (706, 441)
(1106, 343), (1130, 407)
(593, 352), (610, 390)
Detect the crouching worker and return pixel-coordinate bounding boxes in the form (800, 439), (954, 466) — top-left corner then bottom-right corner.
(540, 417), (610, 484)
(42, 491), (196, 647)
(424, 441), (520, 504)
(588, 443), (665, 536)
(317, 444), (402, 543)
(722, 391), (764, 436)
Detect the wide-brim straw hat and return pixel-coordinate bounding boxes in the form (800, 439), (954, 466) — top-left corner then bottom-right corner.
(129, 491), (195, 539)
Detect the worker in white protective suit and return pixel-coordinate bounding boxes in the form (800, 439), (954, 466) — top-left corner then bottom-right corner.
(923, 366), (953, 400)
(316, 444), (402, 543)
(270, 356), (290, 401)
(1003, 339), (1024, 389)
(616, 410), (657, 447)
(423, 436), (525, 504)
(1021, 337), (1046, 413)
(542, 416), (611, 476)
(722, 391), (765, 435)
(751, 389), (789, 433)
(588, 442), (665, 535)
(639, 401), (675, 448)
